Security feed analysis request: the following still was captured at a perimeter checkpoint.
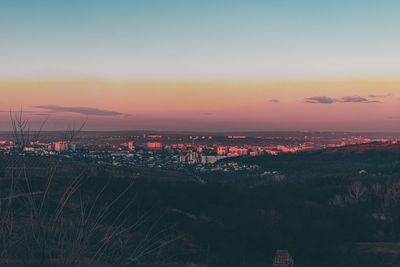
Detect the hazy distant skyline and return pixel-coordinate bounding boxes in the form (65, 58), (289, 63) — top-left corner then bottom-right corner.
(1, 1), (400, 131)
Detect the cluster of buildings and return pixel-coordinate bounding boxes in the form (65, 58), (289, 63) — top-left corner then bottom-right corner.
(47, 142), (77, 152)
(0, 140), (77, 154)
(0, 137), (300, 173)
(1, 133), (398, 173)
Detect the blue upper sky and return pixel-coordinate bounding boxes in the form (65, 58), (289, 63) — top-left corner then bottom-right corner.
(1, 0), (400, 80)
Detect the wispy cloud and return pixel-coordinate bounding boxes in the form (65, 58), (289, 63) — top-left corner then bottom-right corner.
(339, 96), (379, 103)
(33, 105), (123, 116)
(305, 96), (336, 104)
(269, 99), (281, 103)
(305, 95), (381, 104)
(368, 93), (393, 99)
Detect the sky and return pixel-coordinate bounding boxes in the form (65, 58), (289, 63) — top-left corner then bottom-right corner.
(0, 0), (400, 131)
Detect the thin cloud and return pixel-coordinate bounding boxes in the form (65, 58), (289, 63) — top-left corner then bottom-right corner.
(305, 96), (336, 104)
(368, 93), (393, 99)
(33, 105), (123, 116)
(305, 95), (381, 104)
(269, 99), (280, 103)
(338, 96), (379, 103)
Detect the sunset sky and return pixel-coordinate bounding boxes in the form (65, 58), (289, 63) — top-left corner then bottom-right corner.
(1, 1), (400, 131)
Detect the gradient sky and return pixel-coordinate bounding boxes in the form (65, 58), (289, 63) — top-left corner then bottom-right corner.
(1, 1), (400, 131)
(1, 80), (399, 132)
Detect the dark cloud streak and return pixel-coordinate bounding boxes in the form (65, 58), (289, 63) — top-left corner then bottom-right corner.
(339, 96), (379, 103)
(368, 93), (392, 99)
(33, 105), (123, 116)
(305, 95), (381, 104)
(269, 99), (281, 103)
(305, 96), (336, 104)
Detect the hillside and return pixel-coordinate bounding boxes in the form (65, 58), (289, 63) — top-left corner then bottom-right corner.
(1, 143), (400, 266)
(234, 141), (400, 179)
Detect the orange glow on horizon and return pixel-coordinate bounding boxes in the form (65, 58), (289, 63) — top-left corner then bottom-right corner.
(0, 80), (399, 131)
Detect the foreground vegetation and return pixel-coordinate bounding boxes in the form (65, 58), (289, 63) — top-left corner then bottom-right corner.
(1, 142), (400, 266)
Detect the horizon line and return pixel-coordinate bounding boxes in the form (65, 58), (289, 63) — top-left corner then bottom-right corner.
(0, 130), (400, 134)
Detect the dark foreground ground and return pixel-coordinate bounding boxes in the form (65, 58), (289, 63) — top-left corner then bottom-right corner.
(1, 142), (400, 266)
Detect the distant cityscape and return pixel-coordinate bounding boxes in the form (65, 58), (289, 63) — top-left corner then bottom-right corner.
(1, 131), (399, 173)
